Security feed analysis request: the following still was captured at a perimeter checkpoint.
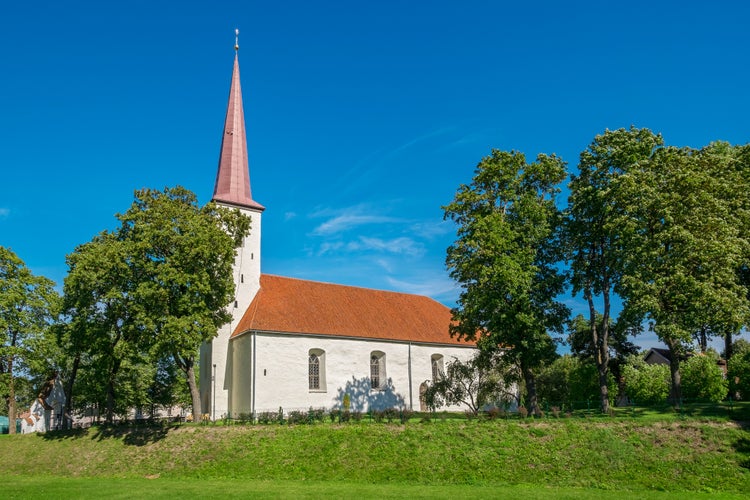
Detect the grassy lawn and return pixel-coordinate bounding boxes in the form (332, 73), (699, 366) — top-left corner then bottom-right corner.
(1, 408), (749, 498)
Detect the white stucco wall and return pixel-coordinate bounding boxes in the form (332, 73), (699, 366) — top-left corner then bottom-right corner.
(200, 204), (262, 418)
(228, 331), (477, 416)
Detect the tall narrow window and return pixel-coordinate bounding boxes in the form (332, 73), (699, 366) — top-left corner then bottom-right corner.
(431, 354), (444, 382)
(308, 349), (326, 391)
(309, 354), (320, 390)
(370, 351), (386, 389)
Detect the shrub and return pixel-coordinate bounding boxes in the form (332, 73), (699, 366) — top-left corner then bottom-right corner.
(728, 342), (750, 401)
(622, 355), (670, 405)
(351, 410), (363, 422)
(286, 410), (306, 425)
(681, 353), (728, 403)
(517, 406), (528, 418)
(257, 410), (278, 424)
(399, 409), (414, 424)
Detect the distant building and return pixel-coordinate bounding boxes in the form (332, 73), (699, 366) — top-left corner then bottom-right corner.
(18, 374), (66, 433)
(198, 43), (476, 419)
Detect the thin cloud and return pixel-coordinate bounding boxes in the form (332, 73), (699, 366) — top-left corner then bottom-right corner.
(356, 236), (424, 257)
(284, 211), (297, 221)
(0, 208), (9, 218)
(386, 275), (459, 302)
(311, 210), (401, 235)
(409, 220), (453, 239)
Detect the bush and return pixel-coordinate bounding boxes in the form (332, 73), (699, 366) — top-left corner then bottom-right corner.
(286, 410), (306, 425)
(728, 342), (750, 401)
(622, 356), (670, 405)
(681, 353), (728, 403)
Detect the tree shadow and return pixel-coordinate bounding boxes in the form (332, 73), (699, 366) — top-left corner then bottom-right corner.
(335, 376), (405, 411)
(40, 422), (174, 446)
(734, 421), (750, 470)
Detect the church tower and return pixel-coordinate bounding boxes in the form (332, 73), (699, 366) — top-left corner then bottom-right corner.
(199, 32), (263, 419)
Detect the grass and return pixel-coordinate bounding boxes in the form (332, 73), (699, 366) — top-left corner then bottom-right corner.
(2, 410), (749, 497)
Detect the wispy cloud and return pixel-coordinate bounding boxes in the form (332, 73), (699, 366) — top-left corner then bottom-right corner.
(284, 211), (297, 221)
(409, 220), (453, 239)
(312, 214), (401, 236)
(386, 275), (459, 302)
(0, 208), (9, 218)
(351, 236), (424, 257)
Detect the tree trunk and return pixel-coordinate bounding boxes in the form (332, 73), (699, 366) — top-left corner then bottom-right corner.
(665, 338), (682, 406)
(8, 355), (15, 434)
(176, 353), (202, 422)
(63, 354), (80, 430)
(105, 358), (121, 424)
(724, 330), (733, 361)
(585, 281), (610, 414)
(522, 365), (539, 416)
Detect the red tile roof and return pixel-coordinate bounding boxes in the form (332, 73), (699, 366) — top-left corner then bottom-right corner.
(231, 275), (470, 346)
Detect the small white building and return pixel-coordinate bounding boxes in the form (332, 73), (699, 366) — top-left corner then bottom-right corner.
(18, 375), (66, 433)
(198, 43), (476, 419)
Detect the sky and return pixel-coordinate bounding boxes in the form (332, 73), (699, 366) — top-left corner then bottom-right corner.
(2, 1), (749, 352)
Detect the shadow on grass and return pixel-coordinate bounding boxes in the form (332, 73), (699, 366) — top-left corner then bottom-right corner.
(41, 422), (177, 446)
(733, 421), (750, 470)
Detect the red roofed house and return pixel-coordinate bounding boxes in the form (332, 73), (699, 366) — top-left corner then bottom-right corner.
(198, 42), (475, 420)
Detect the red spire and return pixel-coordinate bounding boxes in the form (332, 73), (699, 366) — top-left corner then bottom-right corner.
(212, 53), (264, 211)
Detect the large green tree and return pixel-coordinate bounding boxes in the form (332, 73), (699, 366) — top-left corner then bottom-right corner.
(61, 187), (249, 422)
(116, 187), (249, 419)
(0, 247), (60, 433)
(619, 143), (750, 402)
(566, 127), (662, 413)
(444, 150), (569, 415)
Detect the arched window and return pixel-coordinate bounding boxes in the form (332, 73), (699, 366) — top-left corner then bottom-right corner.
(371, 351), (386, 389)
(309, 349), (326, 391)
(431, 354), (444, 382)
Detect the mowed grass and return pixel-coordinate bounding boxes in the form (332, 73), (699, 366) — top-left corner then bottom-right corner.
(2, 414), (749, 497)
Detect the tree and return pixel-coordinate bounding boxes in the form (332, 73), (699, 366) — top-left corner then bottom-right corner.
(566, 313), (639, 404)
(444, 150), (569, 415)
(566, 127), (663, 413)
(61, 232), (150, 423)
(0, 247), (59, 433)
(115, 187), (249, 420)
(618, 143), (750, 403)
(536, 355), (618, 410)
(681, 352), (728, 403)
(61, 187), (249, 422)
(423, 352), (517, 415)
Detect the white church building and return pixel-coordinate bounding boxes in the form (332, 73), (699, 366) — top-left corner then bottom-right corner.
(198, 43), (476, 420)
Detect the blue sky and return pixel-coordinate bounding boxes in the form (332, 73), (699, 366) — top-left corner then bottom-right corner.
(2, 1), (749, 351)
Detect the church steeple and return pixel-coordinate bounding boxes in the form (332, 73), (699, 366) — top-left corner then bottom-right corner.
(212, 33), (264, 211)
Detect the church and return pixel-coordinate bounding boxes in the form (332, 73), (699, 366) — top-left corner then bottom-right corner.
(198, 42), (476, 420)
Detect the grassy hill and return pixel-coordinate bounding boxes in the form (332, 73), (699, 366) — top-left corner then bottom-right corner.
(2, 415), (750, 498)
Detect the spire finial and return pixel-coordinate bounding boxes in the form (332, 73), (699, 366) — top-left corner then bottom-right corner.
(234, 29), (239, 52)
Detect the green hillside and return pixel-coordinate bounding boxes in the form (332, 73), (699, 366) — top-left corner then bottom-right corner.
(2, 417), (749, 497)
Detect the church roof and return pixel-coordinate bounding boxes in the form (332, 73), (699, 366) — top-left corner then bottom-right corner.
(212, 52), (264, 211)
(232, 274), (469, 346)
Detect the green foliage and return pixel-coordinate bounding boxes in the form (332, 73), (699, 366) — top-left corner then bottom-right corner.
(680, 353), (728, 403)
(423, 352), (517, 415)
(565, 127), (663, 412)
(618, 143), (750, 400)
(0, 246), (60, 427)
(621, 356), (670, 405)
(443, 149), (569, 413)
(60, 186), (250, 421)
(728, 341), (750, 400)
(536, 355), (616, 408)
